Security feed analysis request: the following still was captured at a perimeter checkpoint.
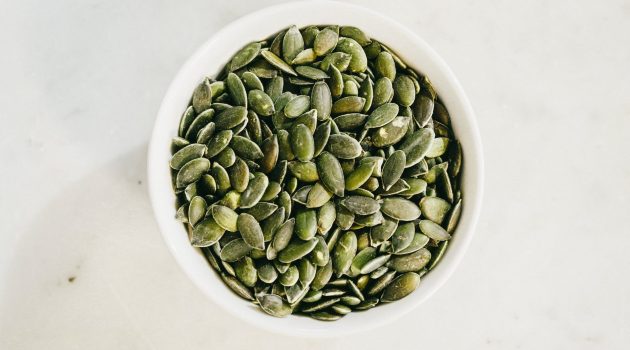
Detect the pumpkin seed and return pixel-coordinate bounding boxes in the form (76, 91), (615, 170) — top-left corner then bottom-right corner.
(257, 293), (292, 317)
(278, 238), (318, 263)
(261, 50), (297, 76)
(329, 65), (344, 98)
(345, 162), (375, 191)
(399, 128), (435, 167)
(282, 25), (304, 63)
(428, 241), (449, 270)
(258, 263), (278, 283)
(420, 196), (452, 224)
(331, 96), (366, 115)
(310, 236), (330, 266)
(311, 260), (333, 290)
(326, 134), (363, 159)
(382, 150), (406, 191)
(306, 182), (333, 208)
(303, 289), (323, 303)
(388, 248), (431, 272)
(335, 37), (367, 72)
(365, 103), (399, 129)
(222, 273), (255, 301)
(290, 123), (314, 161)
(396, 233), (430, 255)
(373, 77), (393, 106)
(192, 78), (213, 113)
(375, 52), (396, 80)
(296, 66), (329, 80)
(320, 52), (352, 72)
(332, 231), (357, 276)
(314, 28), (338, 56)
(235, 256), (257, 287)
(288, 161), (319, 182)
(295, 209), (317, 240)
(419, 220), (451, 241)
(237, 213), (265, 250)
(445, 199), (462, 233)
(240, 172), (269, 208)
(175, 158), (210, 189)
(279, 265), (299, 286)
(170, 144), (207, 170)
(191, 217), (225, 247)
(381, 272), (420, 302)
(381, 197), (421, 221)
(220, 238), (252, 262)
(230, 42), (261, 72)
(339, 26), (371, 46)
(341, 196), (380, 215)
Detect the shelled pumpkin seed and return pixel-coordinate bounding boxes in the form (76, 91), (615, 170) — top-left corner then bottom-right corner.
(169, 24), (464, 321)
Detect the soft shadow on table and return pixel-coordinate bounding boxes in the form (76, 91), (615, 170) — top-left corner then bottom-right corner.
(0, 145), (357, 349)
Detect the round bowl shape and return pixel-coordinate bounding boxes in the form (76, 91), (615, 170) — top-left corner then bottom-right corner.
(148, 0), (483, 337)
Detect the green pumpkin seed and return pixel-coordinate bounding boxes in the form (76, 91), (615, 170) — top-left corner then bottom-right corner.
(381, 150), (406, 191)
(196, 122), (216, 144)
(311, 260), (333, 290)
(365, 103), (399, 129)
(445, 199), (462, 233)
(230, 135), (263, 160)
(222, 273), (254, 301)
(322, 288), (346, 297)
(335, 37), (367, 73)
(301, 297), (340, 313)
(178, 106), (196, 138)
(278, 238), (318, 263)
(240, 172), (269, 208)
(399, 128), (435, 167)
(326, 134), (363, 159)
(314, 28), (338, 56)
(261, 50), (297, 76)
(420, 196), (452, 224)
(289, 124), (314, 162)
(295, 209), (317, 240)
(211, 205), (238, 232)
(271, 218), (294, 252)
(235, 256), (257, 287)
(388, 248), (431, 272)
(211, 163), (231, 196)
(381, 272), (420, 302)
(332, 231), (357, 276)
(413, 94), (434, 127)
(225, 73), (247, 108)
(329, 65), (344, 98)
(339, 26), (371, 46)
(279, 265), (299, 287)
(292, 185), (312, 205)
(320, 52), (352, 72)
(241, 71), (264, 91)
(261, 207), (285, 243)
(312, 120), (331, 157)
(393, 75), (416, 107)
(381, 197), (421, 221)
(258, 263), (278, 283)
(282, 25), (304, 63)
(310, 81), (332, 121)
(418, 220), (451, 241)
(244, 202), (278, 221)
(345, 162), (375, 191)
(170, 144), (207, 170)
(265, 76), (284, 102)
(373, 116), (411, 148)
(185, 109), (215, 141)
(206, 129), (233, 158)
(296, 66), (329, 80)
(245, 90), (274, 116)
(400, 178), (427, 197)
(306, 182), (333, 208)
(375, 52), (396, 80)
(331, 96), (366, 115)
(350, 247), (376, 275)
(333, 113), (367, 131)
(370, 216), (398, 245)
(191, 217), (225, 247)
(391, 222), (415, 253)
(188, 196), (207, 227)
(237, 213), (265, 250)
(359, 77), (374, 112)
(230, 42), (261, 72)
(227, 158), (248, 192)
(341, 196), (380, 215)
(277, 129), (295, 160)
(288, 161), (319, 182)
(335, 205), (354, 230)
(220, 238), (252, 262)
(298, 259), (316, 286)
(292, 48), (317, 65)
(367, 270), (396, 296)
(284, 95), (311, 118)
(192, 78), (213, 113)
(303, 289), (323, 303)
(428, 241), (449, 270)
(373, 77), (394, 107)
(175, 158), (210, 189)
(257, 293), (291, 317)
(286, 283), (309, 304)
(426, 137), (450, 158)
(341, 295), (362, 306)
(396, 233), (430, 255)
(354, 297), (380, 310)
(310, 236), (330, 266)
(315, 151), (345, 196)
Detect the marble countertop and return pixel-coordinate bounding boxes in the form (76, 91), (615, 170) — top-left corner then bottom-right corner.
(1, 0), (629, 348)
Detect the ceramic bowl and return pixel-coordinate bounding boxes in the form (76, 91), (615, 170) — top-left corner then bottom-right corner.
(148, 0), (483, 337)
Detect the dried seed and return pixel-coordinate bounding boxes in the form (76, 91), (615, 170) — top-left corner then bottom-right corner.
(240, 172), (269, 208)
(306, 182), (333, 208)
(310, 236), (330, 266)
(212, 205), (239, 232)
(230, 42), (261, 72)
(396, 233), (430, 255)
(288, 161), (319, 182)
(326, 134), (363, 159)
(261, 50), (297, 76)
(300, 297), (340, 313)
(221, 273), (254, 301)
(420, 196), (452, 224)
(331, 96), (366, 115)
(298, 259), (317, 286)
(247, 90), (275, 116)
(220, 238), (252, 262)
(282, 25), (304, 63)
(320, 52), (352, 72)
(228, 158), (249, 192)
(399, 128), (435, 167)
(188, 196), (207, 227)
(381, 272), (420, 302)
(310, 81), (332, 121)
(170, 144), (207, 170)
(262, 207), (285, 242)
(206, 129), (233, 158)
(175, 158), (210, 189)
(237, 213), (265, 250)
(192, 78), (213, 113)
(292, 48), (317, 65)
(235, 256), (257, 287)
(244, 202), (278, 221)
(230, 135), (264, 160)
(341, 196), (380, 215)
(191, 217), (225, 247)
(296, 66), (329, 80)
(339, 26), (371, 46)
(271, 218), (295, 252)
(391, 222), (415, 253)
(350, 247), (376, 275)
(382, 150), (406, 191)
(290, 123), (315, 162)
(365, 103), (399, 129)
(257, 293), (292, 317)
(393, 75), (416, 107)
(345, 162), (375, 191)
(311, 260), (333, 290)
(445, 199), (462, 233)
(335, 37), (367, 72)
(332, 231), (357, 275)
(258, 263), (278, 283)
(370, 216), (398, 245)
(329, 65), (344, 98)
(372, 116), (410, 148)
(418, 220), (451, 241)
(295, 209), (317, 240)
(314, 28), (339, 56)
(388, 248), (431, 272)
(278, 238), (318, 264)
(279, 265), (299, 286)
(381, 197), (421, 221)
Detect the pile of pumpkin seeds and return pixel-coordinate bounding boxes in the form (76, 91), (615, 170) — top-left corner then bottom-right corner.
(170, 24), (463, 321)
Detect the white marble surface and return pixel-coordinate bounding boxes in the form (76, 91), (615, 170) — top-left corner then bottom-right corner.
(1, 0), (629, 348)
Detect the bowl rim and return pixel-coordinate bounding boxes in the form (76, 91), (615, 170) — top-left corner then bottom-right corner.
(148, 0), (484, 337)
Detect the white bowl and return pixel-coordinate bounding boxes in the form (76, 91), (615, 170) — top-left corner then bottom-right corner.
(148, 0), (483, 337)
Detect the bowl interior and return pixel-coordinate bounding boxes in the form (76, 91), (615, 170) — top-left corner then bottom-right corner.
(148, 0), (483, 337)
